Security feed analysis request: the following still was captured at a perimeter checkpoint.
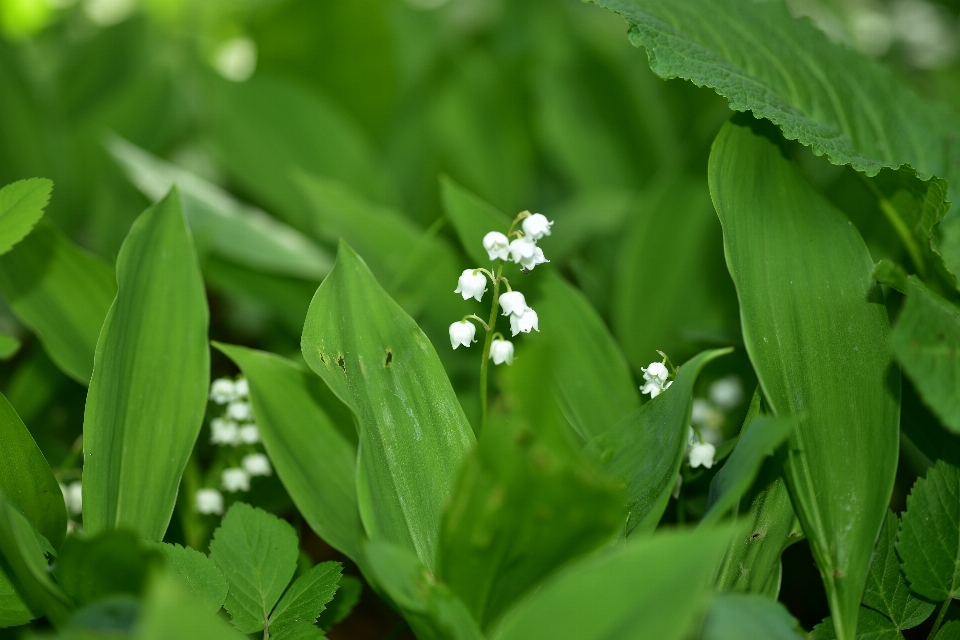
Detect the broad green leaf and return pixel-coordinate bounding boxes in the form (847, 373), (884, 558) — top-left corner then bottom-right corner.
(537, 272), (639, 441)
(892, 278), (960, 433)
(0, 334), (19, 360)
(587, 347), (732, 536)
(316, 575), (361, 631)
(107, 135), (333, 280)
(54, 531), (160, 607)
(703, 415), (796, 525)
(0, 391), (66, 549)
(0, 221), (116, 384)
(937, 621), (960, 640)
(0, 179), (52, 256)
(811, 608), (904, 640)
(0, 568), (34, 628)
(491, 526), (733, 640)
(208, 503), (299, 635)
(364, 541), (483, 640)
(898, 460), (960, 602)
(213, 344), (364, 566)
(439, 175), (511, 267)
(143, 542), (227, 615)
(137, 573), (246, 640)
(702, 594), (805, 640)
(864, 511), (934, 630)
(710, 119), (900, 640)
(268, 562), (341, 637)
(82, 188), (210, 541)
(271, 624), (327, 640)
(592, 0), (960, 189)
(301, 241), (475, 571)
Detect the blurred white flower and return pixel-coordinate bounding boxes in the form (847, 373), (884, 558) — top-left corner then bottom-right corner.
(195, 488), (224, 515)
(850, 8), (894, 57)
(521, 213), (553, 240)
(509, 308), (539, 336)
(508, 237), (537, 265)
(709, 376), (744, 410)
(238, 424), (260, 445)
(213, 37), (258, 83)
(83, 0), (135, 26)
(893, 0), (957, 68)
(60, 481), (82, 516)
(691, 398), (724, 430)
(641, 362), (669, 385)
(242, 453), (272, 477)
(233, 378), (249, 399)
(227, 401), (253, 422)
(455, 269), (488, 302)
(498, 291), (529, 317)
(211, 418), (241, 446)
(210, 378), (236, 404)
(489, 339), (514, 365)
(221, 468), (251, 493)
(483, 232), (511, 261)
(689, 441), (716, 469)
(449, 321), (477, 349)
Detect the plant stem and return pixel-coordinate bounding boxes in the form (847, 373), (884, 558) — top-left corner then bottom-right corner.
(928, 597), (952, 639)
(479, 261), (504, 432)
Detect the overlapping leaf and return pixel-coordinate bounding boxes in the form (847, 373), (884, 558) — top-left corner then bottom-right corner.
(702, 594), (805, 640)
(144, 542), (227, 616)
(864, 511), (933, 630)
(0, 179), (52, 256)
(268, 561), (341, 637)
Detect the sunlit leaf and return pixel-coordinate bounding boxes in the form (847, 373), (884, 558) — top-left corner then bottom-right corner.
(0, 178), (51, 256)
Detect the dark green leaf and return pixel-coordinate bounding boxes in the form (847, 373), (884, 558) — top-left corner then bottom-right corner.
(269, 562), (341, 637)
(55, 531), (160, 607)
(702, 594), (805, 640)
(0, 568), (34, 628)
(0, 334), (19, 360)
(710, 119), (900, 640)
(0, 179), (52, 256)
(863, 511), (934, 630)
(872, 261), (909, 294)
(65, 595), (139, 635)
(937, 621), (960, 640)
(0, 221), (115, 384)
(143, 542), (227, 615)
(810, 608), (904, 640)
(82, 188), (210, 541)
(208, 503), (299, 635)
(137, 573), (246, 640)
(439, 175), (511, 267)
(301, 241), (475, 571)
(316, 575), (361, 631)
(272, 623), (327, 640)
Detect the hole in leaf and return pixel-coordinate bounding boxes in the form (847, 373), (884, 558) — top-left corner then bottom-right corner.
(384, 350), (393, 367)
(336, 355), (346, 373)
(318, 352), (326, 364)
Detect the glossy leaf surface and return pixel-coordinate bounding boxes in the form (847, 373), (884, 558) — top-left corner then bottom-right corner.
(0, 178), (51, 256)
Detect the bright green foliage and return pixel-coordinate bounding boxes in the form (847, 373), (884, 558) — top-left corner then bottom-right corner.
(271, 625), (327, 640)
(214, 343), (364, 567)
(898, 460), (960, 602)
(937, 622), (960, 640)
(55, 531), (160, 607)
(702, 594), (805, 640)
(0, 222), (115, 384)
(811, 608), (904, 640)
(592, 0), (960, 188)
(0, 178), (51, 256)
(588, 347), (732, 535)
(301, 241), (475, 571)
(137, 573), (246, 640)
(439, 175), (511, 268)
(0, 334), (19, 360)
(536, 273), (639, 441)
(892, 278), (960, 433)
(710, 119), (900, 640)
(144, 542), (227, 616)
(208, 503), (299, 634)
(863, 511), (934, 629)
(0, 391), (66, 549)
(82, 189), (209, 541)
(269, 562), (341, 637)
(492, 526), (734, 640)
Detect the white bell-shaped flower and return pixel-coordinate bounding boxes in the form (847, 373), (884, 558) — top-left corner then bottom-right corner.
(709, 375), (744, 410)
(221, 468), (251, 493)
(227, 401), (253, 421)
(210, 418), (241, 446)
(509, 308), (539, 336)
(238, 424), (260, 444)
(489, 339), (515, 365)
(641, 379), (672, 398)
(483, 231), (511, 261)
(508, 237), (538, 265)
(60, 481), (83, 516)
(195, 488), (224, 515)
(499, 291), (528, 317)
(455, 269), (488, 302)
(242, 453), (272, 477)
(688, 441), (716, 469)
(234, 378), (249, 399)
(641, 362), (669, 384)
(521, 213), (553, 240)
(449, 320), (477, 349)
(210, 378), (236, 404)
(518, 245), (549, 271)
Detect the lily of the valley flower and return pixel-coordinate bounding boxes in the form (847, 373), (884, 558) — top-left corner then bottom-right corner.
(510, 308), (539, 336)
(238, 423), (260, 444)
(521, 213), (554, 240)
(210, 378), (236, 404)
(242, 453), (272, 476)
(221, 468), (251, 493)
(499, 291), (528, 317)
(689, 441), (716, 469)
(449, 320), (477, 349)
(60, 481), (82, 516)
(709, 375), (744, 410)
(195, 488), (225, 515)
(227, 400), (252, 421)
(211, 417), (241, 446)
(489, 339), (515, 365)
(641, 362), (669, 384)
(640, 378), (673, 398)
(455, 269), (488, 302)
(483, 231), (511, 261)
(508, 237), (537, 264)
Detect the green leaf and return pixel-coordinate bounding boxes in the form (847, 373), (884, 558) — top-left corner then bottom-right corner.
(810, 608), (904, 640)
(316, 575), (361, 631)
(300, 241), (475, 571)
(937, 621), (960, 640)
(107, 135), (333, 280)
(208, 503), (299, 635)
(0, 221), (116, 384)
(137, 573), (246, 640)
(491, 526), (734, 640)
(703, 415), (796, 525)
(898, 460), (960, 602)
(143, 542), (227, 616)
(537, 273), (639, 441)
(0, 179), (52, 256)
(213, 344), (364, 567)
(0, 391), (66, 549)
(592, 0), (960, 188)
(892, 278), (960, 433)
(268, 562), (341, 637)
(0, 567), (34, 628)
(82, 188), (210, 541)
(872, 261), (909, 294)
(271, 623), (327, 640)
(54, 531), (160, 607)
(439, 175), (512, 267)
(0, 334), (19, 360)
(710, 119), (900, 640)
(864, 511), (934, 630)
(587, 347), (732, 536)
(702, 594), (805, 640)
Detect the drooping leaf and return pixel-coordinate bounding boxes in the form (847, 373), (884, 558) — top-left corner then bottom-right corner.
(316, 575), (361, 631)
(863, 511), (934, 630)
(143, 542), (227, 616)
(710, 119), (900, 640)
(702, 593), (805, 640)
(892, 278), (960, 433)
(0, 221), (116, 384)
(898, 460), (960, 602)
(82, 188), (209, 541)
(0, 178), (52, 256)
(491, 526), (734, 640)
(213, 344), (364, 567)
(137, 573), (246, 640)
(587, 347), (732, 536)
(810, 608), (904, 640)
(268, 562), (341, 637)
(208, 503), (299, 635)
(439, 175), (511, 267)
(54, 531), (160, 607)
(300, 241), (475, 571)
(0, 334), (19, 360)
(0, 391), (66, 549)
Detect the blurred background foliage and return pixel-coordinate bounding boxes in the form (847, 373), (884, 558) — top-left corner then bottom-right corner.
(1, 0), (959, 636)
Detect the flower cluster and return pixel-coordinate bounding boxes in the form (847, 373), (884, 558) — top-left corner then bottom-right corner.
(640, 361), (673, 398)
(685, 375), (745, 470)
